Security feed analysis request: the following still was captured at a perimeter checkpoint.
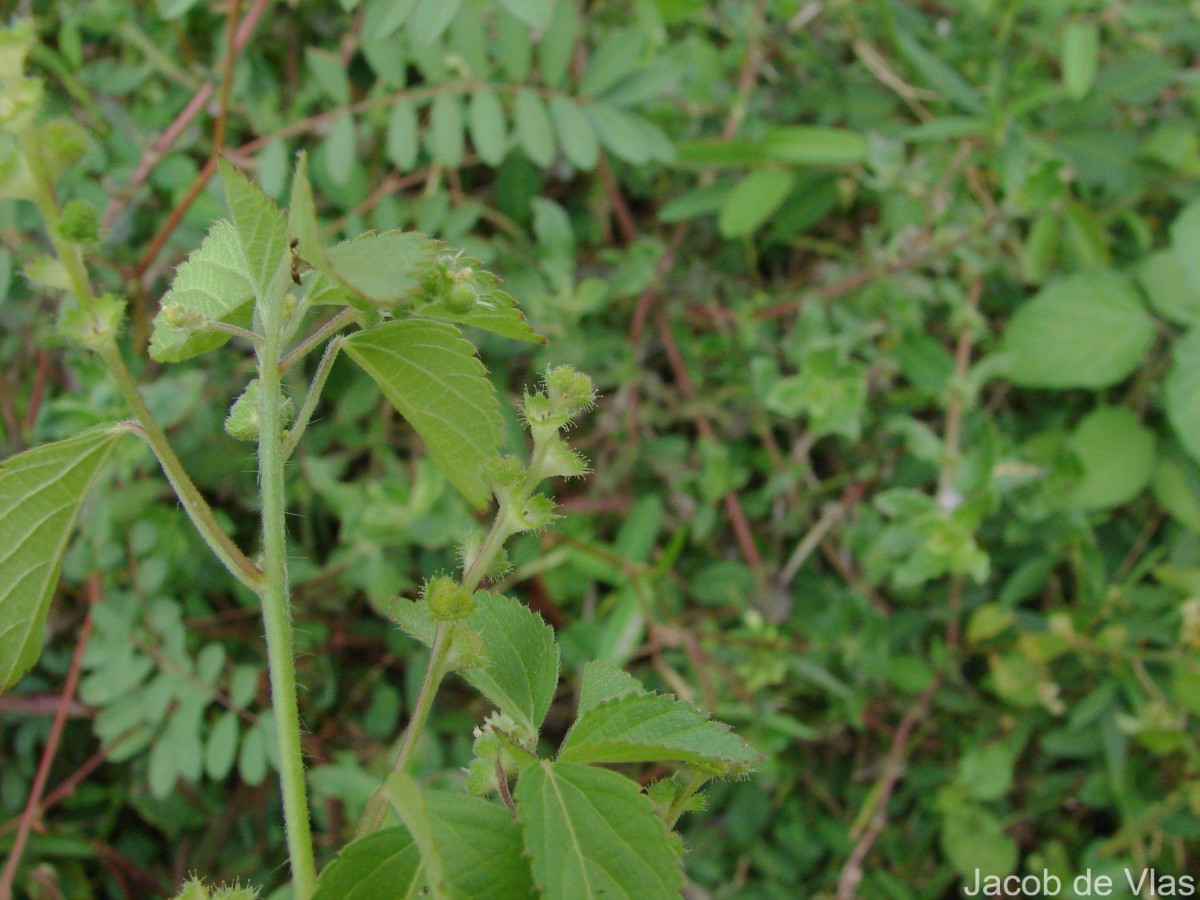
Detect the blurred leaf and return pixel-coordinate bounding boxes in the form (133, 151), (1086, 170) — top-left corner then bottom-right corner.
(515, 90), (556, 168)
(718, 169), (796, 238)
(1062, 21), (1100, 100)
(468, 88), (508, 167)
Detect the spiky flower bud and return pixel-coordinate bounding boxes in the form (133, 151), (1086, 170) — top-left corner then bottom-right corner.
(544, 365), (596, 419)
(424, 576), (474, 621)
(56, 199), (99, 244)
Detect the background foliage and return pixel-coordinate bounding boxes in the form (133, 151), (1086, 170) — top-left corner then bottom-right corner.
(3, 0), (1200, 896)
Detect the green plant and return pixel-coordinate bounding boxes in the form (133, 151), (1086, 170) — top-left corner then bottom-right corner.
(0, 17), (759, 899)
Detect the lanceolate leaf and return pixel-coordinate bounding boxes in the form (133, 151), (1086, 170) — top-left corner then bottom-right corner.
(468, 88), (508, 167)
(514, 90), (556, 168)
(218, 159), (289, 313)
(149, 219), (255, 362)
(343, 319), (501, 508)
(312, 827), (422, 900)
(516, 761), (682, 899)
(549, 95), (599, 171)
(559, 691), (762, 774)
(383, 776), (534, 900)
(0, 426), (126, 692)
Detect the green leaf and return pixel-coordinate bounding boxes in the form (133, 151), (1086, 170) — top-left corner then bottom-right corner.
(0, 427), (125, 692)
(895, 30), (985, 114)
(1170, 199), (1200, 289)
(343, 319), (502, 508)
(577, 659), (644, 717)
(1069, 406), (1156, 510)
(418, 268), (546, 344)
(313, 827), (421, 900)
(940, 801), (1018, 879)
(149, 220), (255, 362)
(462, 591), (558, 734)
(538, 0), (578, 89)
(549, 96), (599, 171)
(762, 126), (867, 166)
(1167, 329), (1200, 465)
(580, 30), (643, 98)
(324, 115), (357, 187)
(387, 100), (420, 171)
(289, 154), (439, 309)
(559, 691), (761, 774)
(1000, 270), (1154, 389)
(516, 761), (682, 899)
(429, 93), (465, 167)
(306, 47), (351, 104)
(204, 711), (240, 780)
(584, 102), (653, 165)
(218, 159), (289, 312)
(658, 182), (733, 224)
(1153, 447), (1200, 531)
(496, 0), (552, 29)
(514, 90), (556, 168)
(467, 88), (508, 167)
(1062, 21), (1100, 100)
(718, 169), (796, 238)
(410, 0), (462, 45)
(384, 775), (534, 899)
(1137, 249), (1200, 326)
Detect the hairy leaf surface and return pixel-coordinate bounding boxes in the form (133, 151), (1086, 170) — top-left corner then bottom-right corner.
(312, 827), (421, 900)
(516, 761), (681, 899)
(343, 319), (501, 508)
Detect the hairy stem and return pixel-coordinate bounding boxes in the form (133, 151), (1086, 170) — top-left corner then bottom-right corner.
(357, 622), (452, 836)
(279, 307), (358, 373)
(663, 770), (710, 829)
(281, 336), (343, 462)
(256, 302), (317, 897)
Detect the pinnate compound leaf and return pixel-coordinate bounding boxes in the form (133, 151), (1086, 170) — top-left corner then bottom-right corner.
(0, 426), (125, 692)
(149, 220), (255, 362)
(218, 159), (289, 310)
(312, 827), (421, 900)
(343, 319), (501, 508)
(290, 154), (439, 309)
(1000, 270), (1154, 389)
(577, 659), (644, 716)
(385, 773), (534, 899)
(516, 761), (682, 900)
(560, 691), (762, 774)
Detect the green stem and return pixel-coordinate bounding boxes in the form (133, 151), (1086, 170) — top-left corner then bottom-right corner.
(281, 336), (343, 462)
(279, 307), (358, 373)
(257, 311), (317, 898)
(663, 770), (710, 829)
(357, 622), (453, 836)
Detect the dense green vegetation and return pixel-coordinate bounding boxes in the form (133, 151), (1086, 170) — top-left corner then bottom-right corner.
(4, 0), (1200, 897)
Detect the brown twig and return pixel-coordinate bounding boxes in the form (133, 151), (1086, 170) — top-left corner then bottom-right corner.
(0, 574), (101, 900)
(835, 676), (942, 900)
(22, 350), (51, 432)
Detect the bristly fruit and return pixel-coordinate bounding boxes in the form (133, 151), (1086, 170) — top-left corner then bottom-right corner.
(424, 576), (475, 621)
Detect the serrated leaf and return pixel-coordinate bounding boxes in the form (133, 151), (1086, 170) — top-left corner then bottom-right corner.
(468, 88), (508, 167)
(312, 827), (421, 900)
(385, 774), (534, 899)
(516, 761), (682, 899)
(461, 591), (558, 734)
(1000, 269), (1154, 389)
(429, 93), (465, 167)
(149, 220), (256, 362)
(549, 96), (599, 170)
(387, 100), (420, 171)
(0, 427), (125, 692)
(577, 659), (644, 716)
(290, 154), (439, 309)
(218, 159), (289, 313)
(514, 90), (556, 168)
(496, 0), (552, 29)
(343, 319), (501, 508)
(418, 269), (545, 344)
(559, 691), (762, 774)
(718, 169), (796, 238)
